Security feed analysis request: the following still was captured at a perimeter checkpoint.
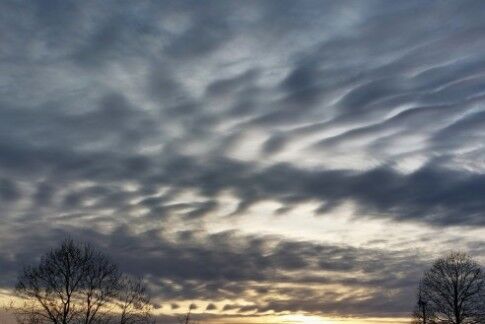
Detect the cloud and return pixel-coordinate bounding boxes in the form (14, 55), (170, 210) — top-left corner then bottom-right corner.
(0, 224), (427, 317)
(1, 0), (485, 320)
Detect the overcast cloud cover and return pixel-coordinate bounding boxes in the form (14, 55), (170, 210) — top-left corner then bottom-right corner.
(1, 0), (485, 322)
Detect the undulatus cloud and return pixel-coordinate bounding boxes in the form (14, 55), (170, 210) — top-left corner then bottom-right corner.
(1, 1), (485, 323)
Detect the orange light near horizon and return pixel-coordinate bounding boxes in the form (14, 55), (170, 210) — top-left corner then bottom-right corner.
(281, 314), (335, 324)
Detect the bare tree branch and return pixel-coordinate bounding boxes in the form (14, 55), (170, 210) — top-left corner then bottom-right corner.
(14, 238), (153, 324)
(412, 252), (485, 324)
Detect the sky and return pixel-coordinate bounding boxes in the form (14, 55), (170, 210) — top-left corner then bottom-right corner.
(1, 0), (485, 323)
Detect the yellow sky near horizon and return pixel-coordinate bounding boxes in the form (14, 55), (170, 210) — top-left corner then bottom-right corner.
(0, 290), (409, 324)
(0, 310), (410, 324)
(211, 314), (411, 324)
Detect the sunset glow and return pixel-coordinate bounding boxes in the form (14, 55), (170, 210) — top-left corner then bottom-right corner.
(281, 315), (334, 324)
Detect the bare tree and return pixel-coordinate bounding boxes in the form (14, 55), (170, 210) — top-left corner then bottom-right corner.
(14, 239), (153, 324)
(412, 252), (485, 324)
(177, 306), (199, 324)
(412, 281), (431, 324)
(116, 276), (153, 324)
(80, 248), (120, 324)
(178, 309), (191, 324)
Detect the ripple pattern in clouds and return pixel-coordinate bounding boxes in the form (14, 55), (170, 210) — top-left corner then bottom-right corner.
(1, 0), (485, 320)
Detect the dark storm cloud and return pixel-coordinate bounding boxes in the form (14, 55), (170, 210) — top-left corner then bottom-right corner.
(2, 0), (485, 319)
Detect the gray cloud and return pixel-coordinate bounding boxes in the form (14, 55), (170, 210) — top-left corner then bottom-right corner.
(0, 225), (427, 317)
(1, 0), (485, 320)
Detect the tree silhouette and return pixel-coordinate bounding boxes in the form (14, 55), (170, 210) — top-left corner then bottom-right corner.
(412, 252), (485, 324)
(14, 239), (152, 324)
(117, 276), (153, 324)
(412, 281), (430, 324)
(178, 305), (199, 324)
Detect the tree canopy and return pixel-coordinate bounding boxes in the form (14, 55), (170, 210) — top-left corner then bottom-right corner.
(413, 252), (485, 324)
(14, 239), (153, 324)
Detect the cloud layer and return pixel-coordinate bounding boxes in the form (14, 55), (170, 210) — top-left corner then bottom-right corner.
(1, 0), (485, 320)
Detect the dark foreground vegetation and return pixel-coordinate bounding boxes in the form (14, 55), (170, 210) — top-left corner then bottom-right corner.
(7, 239), (200, 324)
(413, 252), (485, 324)
(12, 239), (153, 324)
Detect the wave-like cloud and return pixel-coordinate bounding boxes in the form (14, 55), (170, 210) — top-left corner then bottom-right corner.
(1, 0), (485, 319)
